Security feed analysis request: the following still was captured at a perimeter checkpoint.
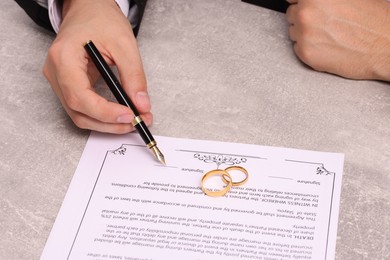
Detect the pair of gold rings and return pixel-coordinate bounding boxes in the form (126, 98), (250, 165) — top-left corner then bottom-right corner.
(200, 166), (249, 197)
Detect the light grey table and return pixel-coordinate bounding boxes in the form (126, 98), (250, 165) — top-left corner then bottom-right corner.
(1, 0), (389, 259)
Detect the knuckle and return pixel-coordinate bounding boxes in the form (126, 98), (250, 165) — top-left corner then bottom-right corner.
(297, 45), (313, 64)
(296, 8), (313, 25)
(71, 115), (88, 130)
(63, 91), (82, 111)
(43, 43), (63, 80)
(92, 98), (111, 118)
(47, 41), (62, 64)
(296, 44), (320, 70)
(42, 63), (50, 79)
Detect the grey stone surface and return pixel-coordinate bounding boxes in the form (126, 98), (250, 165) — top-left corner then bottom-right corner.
(1, 0), (389, 259)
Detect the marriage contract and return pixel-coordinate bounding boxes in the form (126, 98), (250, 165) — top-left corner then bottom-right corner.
(41, 132), (344, 260)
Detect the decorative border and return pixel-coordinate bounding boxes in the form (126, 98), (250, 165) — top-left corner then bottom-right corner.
(109, 144), (144, 155)
(285, 159), (335, 176)
(177, 149), (266, 169)
(284, 159), (337, 260)
(67, 143), (144, 259)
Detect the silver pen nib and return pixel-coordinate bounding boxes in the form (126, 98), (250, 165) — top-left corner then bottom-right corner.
(150, 145), (166, 165)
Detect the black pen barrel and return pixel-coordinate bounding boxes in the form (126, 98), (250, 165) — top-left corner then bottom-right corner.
(84, 40), (165, 165)
(84, 41), (139, 116)
(134, 120), (154, 145)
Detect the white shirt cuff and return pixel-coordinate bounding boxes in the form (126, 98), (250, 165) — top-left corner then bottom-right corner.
(47, 0), (130, 33)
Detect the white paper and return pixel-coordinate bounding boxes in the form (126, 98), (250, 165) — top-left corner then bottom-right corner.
(41, 132), (344, 260)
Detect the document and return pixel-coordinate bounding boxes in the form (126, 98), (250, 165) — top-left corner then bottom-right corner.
(41, 132), (344, 260)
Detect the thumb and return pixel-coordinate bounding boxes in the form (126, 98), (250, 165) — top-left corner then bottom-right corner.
(110, 39), (151, 115)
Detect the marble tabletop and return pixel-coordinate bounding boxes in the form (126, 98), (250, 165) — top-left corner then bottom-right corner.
(1, 0), (389, 259)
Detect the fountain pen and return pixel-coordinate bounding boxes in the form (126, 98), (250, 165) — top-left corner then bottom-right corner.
(84, 40), (165, 165)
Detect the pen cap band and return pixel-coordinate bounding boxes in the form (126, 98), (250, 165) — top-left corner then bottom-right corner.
(132, 116), (143, 127)
(134, 120), (155, 146)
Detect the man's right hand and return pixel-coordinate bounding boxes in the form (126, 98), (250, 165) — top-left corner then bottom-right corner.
(43, 0), (152, 134)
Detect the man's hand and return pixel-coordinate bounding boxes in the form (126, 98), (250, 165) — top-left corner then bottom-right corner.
(43, 0), (152, 133)
(286, 0), (390, 80)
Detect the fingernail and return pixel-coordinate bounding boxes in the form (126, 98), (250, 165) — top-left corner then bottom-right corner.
(136, 91), (151, 110)
(117, 114), (133, 123)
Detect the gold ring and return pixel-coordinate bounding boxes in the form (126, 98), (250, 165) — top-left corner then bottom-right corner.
(201, 169), (232, 197)
(222, 166), (249, 186)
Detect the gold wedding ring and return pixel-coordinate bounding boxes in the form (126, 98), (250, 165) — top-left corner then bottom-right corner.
(200, 166), (250, 197)
(222, 166), (249, 186)
(201, 169), (233, 197)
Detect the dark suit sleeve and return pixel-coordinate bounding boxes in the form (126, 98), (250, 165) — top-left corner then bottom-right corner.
(14, 0), (148, 37)
(15, 0), (54, 32)
(242, 0), (289, 13)
(131, 0), (147, 36)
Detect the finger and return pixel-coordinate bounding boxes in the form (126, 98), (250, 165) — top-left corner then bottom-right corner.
(67, 110), (153, 134)
(109, 35), (151, 115)
(288, 25), (298, 42)
(286, 3), (297, 25)
(286, 0), (298, 4)
(45, 61), (153, 133)
(60, 74), (133, 123)
(55, 52), (142, 125)
(43, 55), (76, 117)
(292, 42), (322, 72)
(86, 61), (101, 85)
(44, 42), (133, 124)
